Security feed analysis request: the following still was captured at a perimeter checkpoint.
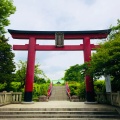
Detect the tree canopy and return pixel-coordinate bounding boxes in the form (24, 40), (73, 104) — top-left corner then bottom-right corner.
(0, 0), (16, 34)
(63, 64), (85, 82)
(85, 20), (120, 91)
(15, 61), (49, 90)
(0, 0), (16, 91)
(0, 35), (15, 91)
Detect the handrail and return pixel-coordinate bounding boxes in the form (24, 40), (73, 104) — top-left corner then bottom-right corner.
(47, 82), (52, 99)
(0, 91), (22, 105)
(96, 91), (120, 107)
(65, 82), (71, 100)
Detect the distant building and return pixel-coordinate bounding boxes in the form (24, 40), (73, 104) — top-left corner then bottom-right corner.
(52, 80), (65, 84)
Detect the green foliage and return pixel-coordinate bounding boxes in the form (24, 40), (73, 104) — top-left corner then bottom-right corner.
(78, 82), (86, 98)
(94, 80), (106, 93)
(68, 80), (106, 99)
(9, 81), (50, 100)
(63, 64), (85, 82)
(35, 78), (46, 84)
(14, 61), (49, 90)
(33, 83), (49, 98)
(84, 20), (120, 92)
(69, 82), (80, 96)
(109, 19), (120, 39)
(87, 35), (120, 79)
(68, 81), (85, 98)
(46, 79), (51, 83)
(0, 0), (16, 34)
(0, 35), (15, 91)
(10, 82), (50, 101)
(0, 83), (7, 91)
(10, 82), (21, 92)
(0, 0), (16, 91)
(63, 63), (86, 98)
(14, 61), (26, 90)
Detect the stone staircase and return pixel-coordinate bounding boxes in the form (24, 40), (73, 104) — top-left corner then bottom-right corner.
(49, 86), (69, 101)
(0, 85), (120, 119)
(0, 107), (120, 119)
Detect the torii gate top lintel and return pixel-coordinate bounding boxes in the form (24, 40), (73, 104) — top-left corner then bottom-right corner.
(8, 29), (111, 39)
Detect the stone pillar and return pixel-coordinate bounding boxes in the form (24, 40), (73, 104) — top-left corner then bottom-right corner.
(24, 37), (36, 102)
(83, 37), (95, 102)
(118, 91), (120, 106)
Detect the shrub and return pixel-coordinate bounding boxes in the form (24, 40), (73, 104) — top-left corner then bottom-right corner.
(0, 83), (7, 91)
(78, 82), (85, 98)
(68, 81), (80, 96)
(11, 82), (21, 92)
(94, 80), (106, 93)
(33, 83), (49, 98)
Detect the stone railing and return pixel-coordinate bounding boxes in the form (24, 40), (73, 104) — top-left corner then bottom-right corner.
(0, 91), (22, 105)
(96, 91), (120, 107)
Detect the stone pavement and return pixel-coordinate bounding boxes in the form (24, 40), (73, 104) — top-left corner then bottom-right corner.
(0, 101), (118, 109)
(0, 101), (120, 120)
(49, 86), (69, 101)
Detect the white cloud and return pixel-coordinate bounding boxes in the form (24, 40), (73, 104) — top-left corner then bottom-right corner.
(45, 70), (65, 80)
(38, 51), (84, 79)
(6, 0), (120, 80)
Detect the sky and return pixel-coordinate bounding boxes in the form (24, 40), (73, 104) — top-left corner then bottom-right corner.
(6, 0), (120, 80)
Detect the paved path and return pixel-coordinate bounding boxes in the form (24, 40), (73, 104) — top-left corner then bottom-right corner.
(49, 86), (69, 101)
(0, 101), (118, 109)
(0, 101), (120, 120)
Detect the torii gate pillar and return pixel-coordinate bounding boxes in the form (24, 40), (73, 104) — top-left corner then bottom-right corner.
(84, 37), (94, 102)
(24, 37), (36, 102)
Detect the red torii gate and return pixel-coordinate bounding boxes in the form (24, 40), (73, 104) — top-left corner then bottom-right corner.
(8, 29), (110, 102)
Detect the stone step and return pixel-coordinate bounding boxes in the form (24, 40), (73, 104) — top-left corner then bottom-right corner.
(0, 107), (117, 111)
(0, 111), (118, 115)
(2, 118), (120, 120)
(0, 114), (119, 118)
(49, 86), (69, 101)
(0, 108), (119, 119)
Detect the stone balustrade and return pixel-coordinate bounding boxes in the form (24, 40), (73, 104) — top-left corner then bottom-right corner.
(96, 91), (120, 107)
(0, 91), (22, 105)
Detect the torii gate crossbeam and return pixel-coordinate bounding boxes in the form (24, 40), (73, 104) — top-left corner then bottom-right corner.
(8, 29), (111, 102)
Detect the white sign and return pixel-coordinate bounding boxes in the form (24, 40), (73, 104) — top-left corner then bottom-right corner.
(104, 74), (111, 92)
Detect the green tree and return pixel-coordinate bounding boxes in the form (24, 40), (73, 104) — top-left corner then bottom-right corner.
(109, 19), (120, 39)
(85, 20), (120, 91)
(0, 0), (16, 91)
(0, 0), (16, 34)
(15, 61), (49, 90)
(0, 35), (15, 91)
(63, 64), (85, 82)
(94, 80), (106, 93)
